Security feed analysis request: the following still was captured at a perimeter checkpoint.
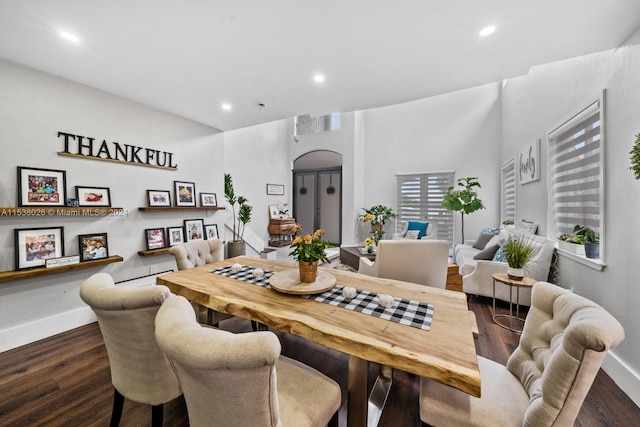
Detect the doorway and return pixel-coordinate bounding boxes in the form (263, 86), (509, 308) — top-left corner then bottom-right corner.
(293, 151), (342, 246)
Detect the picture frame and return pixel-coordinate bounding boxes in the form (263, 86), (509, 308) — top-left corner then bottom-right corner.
(76, 186), (111, 207)
(167, 226), (185, 246)
(204, 224), (219, 240)
(268, 205), (280, 219)
(145, 228), (167, 250)
(200, 192), (218, 207)
(17, 166), (67, 207)
(174, 180), (196, 207)
(184, 219), (205, 242)
(14, 226), (65, 270)
(147, 189), (171, 207)
(266, 183), (285, 196)
(78, 233), (109, 262)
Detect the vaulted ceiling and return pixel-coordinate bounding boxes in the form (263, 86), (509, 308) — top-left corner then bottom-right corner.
(1, 0), (639, 131)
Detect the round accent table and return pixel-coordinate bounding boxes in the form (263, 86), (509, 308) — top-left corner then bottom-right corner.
(491, 273), (537, 333)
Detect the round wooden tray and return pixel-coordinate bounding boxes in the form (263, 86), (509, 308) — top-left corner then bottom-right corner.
(269, 269), (336, 295)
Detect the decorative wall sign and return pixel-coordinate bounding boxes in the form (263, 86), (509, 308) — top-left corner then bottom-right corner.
(519, 139), (540, 184)
(266, 183), (285, 195)
(57, 131), (178, 170)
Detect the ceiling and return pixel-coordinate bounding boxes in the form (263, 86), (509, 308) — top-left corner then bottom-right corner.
(1, 0), (639, 132)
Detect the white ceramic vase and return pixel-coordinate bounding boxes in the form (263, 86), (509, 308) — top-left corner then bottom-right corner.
(507, 266), (524, 280)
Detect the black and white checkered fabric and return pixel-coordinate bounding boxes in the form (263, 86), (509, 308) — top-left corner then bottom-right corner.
(210, 265), (434, 331)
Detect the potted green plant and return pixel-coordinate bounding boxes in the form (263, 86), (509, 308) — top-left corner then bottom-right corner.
(289, 225), (332, 282)
(224, 173), (253, 258)
(574, 224), (600, 259)
(359, 204), (397, 244)
(442, 177), (485, 243)
(502, 236), (538, 280)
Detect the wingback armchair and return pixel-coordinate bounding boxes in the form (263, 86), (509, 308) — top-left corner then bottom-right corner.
(168, 239), (223, 270)
(419, 281), (625, 426)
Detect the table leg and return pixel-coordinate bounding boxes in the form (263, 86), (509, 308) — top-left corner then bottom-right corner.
(348, 356), (368, 427)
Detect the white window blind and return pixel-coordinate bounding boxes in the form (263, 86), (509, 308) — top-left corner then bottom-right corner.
(396, 172), (454, 242)
(501, 158), (516, 224)
(548, 98), (603, 252)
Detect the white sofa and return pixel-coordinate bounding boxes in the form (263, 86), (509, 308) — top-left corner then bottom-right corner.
(455, 229), (555, 306)
(392, 221), (438, 240)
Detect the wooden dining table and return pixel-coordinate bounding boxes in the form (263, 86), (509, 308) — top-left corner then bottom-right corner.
(157, 256), (480, 427)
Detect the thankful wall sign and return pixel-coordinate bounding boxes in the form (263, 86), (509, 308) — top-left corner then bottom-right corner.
(57, 131), (177, 170)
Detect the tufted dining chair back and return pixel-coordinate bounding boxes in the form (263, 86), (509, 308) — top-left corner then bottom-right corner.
(79, 272), (181, 427)
(168, 239), (223, 270)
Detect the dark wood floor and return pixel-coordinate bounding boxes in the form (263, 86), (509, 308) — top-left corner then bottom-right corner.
(1, 295), (638, 426)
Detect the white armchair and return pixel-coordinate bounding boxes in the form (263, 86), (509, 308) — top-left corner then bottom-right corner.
(392, 220), (438, 240)
(358, 240), (449, 288)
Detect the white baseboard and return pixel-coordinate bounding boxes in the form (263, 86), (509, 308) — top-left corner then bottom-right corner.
(0, 307), (96, 353)
(603, 350), (640, 407)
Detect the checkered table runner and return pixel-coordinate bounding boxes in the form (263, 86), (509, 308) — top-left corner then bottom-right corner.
(210, 265), (434, 331)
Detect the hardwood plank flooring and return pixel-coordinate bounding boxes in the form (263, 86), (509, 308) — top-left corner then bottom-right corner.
(0, 295), (638, 426)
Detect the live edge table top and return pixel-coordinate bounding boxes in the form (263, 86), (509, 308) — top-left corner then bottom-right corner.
(157, 256), (481, 398)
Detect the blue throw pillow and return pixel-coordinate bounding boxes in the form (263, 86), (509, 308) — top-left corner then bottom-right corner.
(407, 221), (429, 239)
(481, 227), (501, 235)
(492, 246), (506, 262)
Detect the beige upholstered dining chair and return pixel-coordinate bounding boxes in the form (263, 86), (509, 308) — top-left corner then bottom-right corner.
(358, 239), (450, 288)
(79, 272), (181, 427)
(155, 294), (341, 427)
(168, 238), (223, 270)
(419, 281), (625, 427)
(168, 239), (231, 326)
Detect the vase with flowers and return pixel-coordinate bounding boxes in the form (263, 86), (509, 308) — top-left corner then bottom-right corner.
(364, 237), (375, 253)
(359, 205), (397, 244)
(289, 225), (332, 282)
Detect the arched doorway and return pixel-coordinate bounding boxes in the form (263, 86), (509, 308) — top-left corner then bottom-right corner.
(293, 150), (342, 246)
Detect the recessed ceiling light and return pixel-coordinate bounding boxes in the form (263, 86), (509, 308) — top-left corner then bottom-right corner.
(479, 25), (496, 37)
(313, 74), (325, 83)
(60, 31), (80, 43)
(221, 103), (232, 111)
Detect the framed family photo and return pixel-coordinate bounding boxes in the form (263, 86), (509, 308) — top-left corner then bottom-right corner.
(147, 190), (171, 207)
(17, 166), (67, 207)
(200, 192), (218, 207)
(184, 219), (204, 242)
(76, 186), (111, 207)
(167, 226), (185, 246)
(174, 181), (196, 207)
(78, 233), (109, 261)
(204, 224), (219, 240)
(14, 226), (65, 270)
(268, 205), (280, 219)
(145, 228), (167, 250)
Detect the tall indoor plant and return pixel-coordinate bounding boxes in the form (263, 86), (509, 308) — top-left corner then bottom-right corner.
(442, 177), (484, 243)
(224, 173), (253, 257)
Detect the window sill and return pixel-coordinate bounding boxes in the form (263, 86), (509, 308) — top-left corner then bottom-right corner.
(556, 247), (606, 271)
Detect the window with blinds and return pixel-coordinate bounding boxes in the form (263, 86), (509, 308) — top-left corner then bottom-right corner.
(548, 96), (603, 258)
(501, 158), (516, 224)
(396, 172), (454, 242)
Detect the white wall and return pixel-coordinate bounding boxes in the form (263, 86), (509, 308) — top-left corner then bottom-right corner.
(0, 58), (223, 350)
(361, 83), (503, 244)
(501, 43), (640, 403)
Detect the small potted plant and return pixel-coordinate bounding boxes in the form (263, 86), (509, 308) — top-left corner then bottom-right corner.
(359, 205), (397, 244)
(289, 225), (332, 282)
(501, 235), (537, 280)
(574, 224), (600, 259)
